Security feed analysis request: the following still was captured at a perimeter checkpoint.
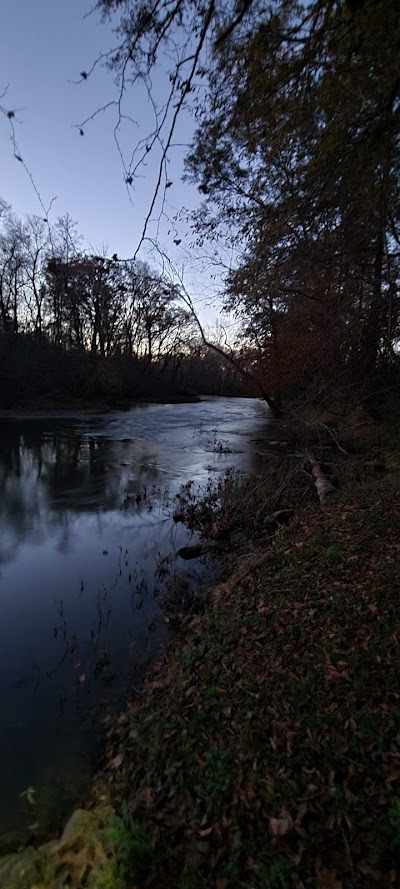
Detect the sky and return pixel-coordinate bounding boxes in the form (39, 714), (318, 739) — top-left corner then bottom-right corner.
(0, 0), (232, 326)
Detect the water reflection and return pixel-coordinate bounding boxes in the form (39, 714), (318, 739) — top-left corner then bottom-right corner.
(0, 398), (270, 848)
(0, 427), (162, 563)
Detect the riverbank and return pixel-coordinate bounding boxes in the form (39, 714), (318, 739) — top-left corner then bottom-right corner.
(0, 393), (201, 419)
(97, 415), (400, 888)
(3, 409), (400, 887)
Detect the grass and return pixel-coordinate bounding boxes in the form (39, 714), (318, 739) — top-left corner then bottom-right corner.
(87, 814), (153, 888)
(99, 428), (400, 887)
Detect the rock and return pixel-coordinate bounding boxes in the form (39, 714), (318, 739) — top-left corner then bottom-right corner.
(0, 806), (113, 889)
(0, 841), (57, 889)
(59, 807), (102, 849)
(177, 544), (209, 560)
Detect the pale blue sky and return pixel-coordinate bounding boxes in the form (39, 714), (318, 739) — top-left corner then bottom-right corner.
(0, 0), (231, 325)
(2, 2), (127, 243)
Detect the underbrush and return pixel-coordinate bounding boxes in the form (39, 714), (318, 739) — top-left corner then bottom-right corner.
(172, 402), (397, 559)
(173, 450), (338, 556)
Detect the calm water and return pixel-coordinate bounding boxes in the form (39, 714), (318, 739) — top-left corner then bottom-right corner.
(0, 397), (271, 847)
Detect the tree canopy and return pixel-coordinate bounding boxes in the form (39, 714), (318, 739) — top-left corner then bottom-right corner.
(95, 0), (400, 409)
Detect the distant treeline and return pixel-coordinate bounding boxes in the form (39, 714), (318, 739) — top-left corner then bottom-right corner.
(0, 206), (244, 407)
(0, 331), (244, 408)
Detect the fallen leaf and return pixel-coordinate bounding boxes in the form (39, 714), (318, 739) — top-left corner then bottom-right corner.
(294, 802), (308, 827)
(317, 867), (342, 888)
(110, 753), (124, 769)
(269, 815), (292, 836)
(139, 787), (155, 805)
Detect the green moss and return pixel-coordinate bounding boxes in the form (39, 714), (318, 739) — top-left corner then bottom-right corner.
(106, 814), (152, 883)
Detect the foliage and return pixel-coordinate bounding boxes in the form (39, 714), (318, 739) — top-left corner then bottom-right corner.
(187, 0), (400, 402)
(107, 814), (152, 882)
(96, 0), (400, 411)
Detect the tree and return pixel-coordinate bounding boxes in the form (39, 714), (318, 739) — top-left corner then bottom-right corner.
(94, 0), (400, 409)
(23, 216), (49, 338)
(0, 209), (27, 333)
(45, 215), (82, 347)
(186, 0), (400, 397)
(92, 0), (266, 252)
(116, 260), (192, 366)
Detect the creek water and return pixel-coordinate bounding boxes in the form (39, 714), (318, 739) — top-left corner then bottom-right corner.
(0, 396), (272, 848)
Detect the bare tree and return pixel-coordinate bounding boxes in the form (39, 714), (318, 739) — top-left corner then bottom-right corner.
(24, 216), (49, 337)
(0, 210), (28, 333)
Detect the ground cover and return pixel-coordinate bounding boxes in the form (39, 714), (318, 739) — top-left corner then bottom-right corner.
(100, 434), (400, 887)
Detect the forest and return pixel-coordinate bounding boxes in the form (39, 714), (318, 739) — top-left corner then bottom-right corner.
(0, 207), (242, 407)
(92, 0), (400, 419)
(2, 0), (400, 887)
(2, 0), (399, 414)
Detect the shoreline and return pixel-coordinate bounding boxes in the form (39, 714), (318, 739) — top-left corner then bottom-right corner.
(3, 415), (400, 887)
(0, 394), (203, 420)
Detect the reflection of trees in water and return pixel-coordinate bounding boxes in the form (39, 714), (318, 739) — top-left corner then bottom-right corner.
(0, 423), (160, 563)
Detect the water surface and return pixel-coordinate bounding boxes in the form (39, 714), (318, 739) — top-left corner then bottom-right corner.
(0, 397), (271, 846)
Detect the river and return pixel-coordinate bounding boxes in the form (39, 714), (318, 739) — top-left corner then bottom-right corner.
(0, 396), (273, 849)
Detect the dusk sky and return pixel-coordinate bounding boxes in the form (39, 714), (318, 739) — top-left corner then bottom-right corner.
(1, 0), (230, 325)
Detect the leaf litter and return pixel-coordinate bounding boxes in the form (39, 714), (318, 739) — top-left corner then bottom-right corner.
(100, 446), (400, 887)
